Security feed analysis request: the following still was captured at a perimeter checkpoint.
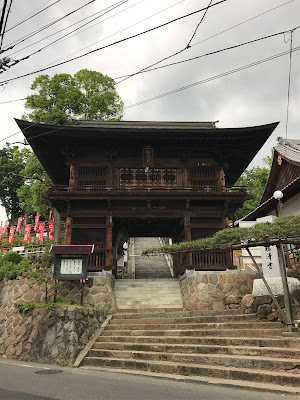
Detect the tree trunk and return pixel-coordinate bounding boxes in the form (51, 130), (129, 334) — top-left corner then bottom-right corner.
(52, 207), (62, 245)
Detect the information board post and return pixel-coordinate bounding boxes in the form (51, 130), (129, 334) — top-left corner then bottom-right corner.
(50, 245), (94, 305)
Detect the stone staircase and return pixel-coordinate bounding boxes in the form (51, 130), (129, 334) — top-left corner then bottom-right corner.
(114, 279), (183, 310)
(79, 310), (300, 390)
(133, 237), (171, 279)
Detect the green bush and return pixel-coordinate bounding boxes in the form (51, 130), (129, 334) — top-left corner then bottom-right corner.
(0, 254), (31, 281)
(18, 302), (36, 314)
(0, 251), (23, 266)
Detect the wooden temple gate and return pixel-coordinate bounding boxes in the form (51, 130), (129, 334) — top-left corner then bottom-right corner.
(16, 119), (279, 277)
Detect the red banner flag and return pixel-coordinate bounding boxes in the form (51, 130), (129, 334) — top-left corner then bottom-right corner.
(24, 213), (27, 227)
(16, 217), (22, 232)
(24, 224), (31, 242)
(9, 226), (15, 243)
(49, 210), (52, 220)
(48, 221), (54, 240)
(0, 221), (3, 239)
(38, 223), (45, 241)
(3, 220), (8, 234)
(34, 213), (39, 231)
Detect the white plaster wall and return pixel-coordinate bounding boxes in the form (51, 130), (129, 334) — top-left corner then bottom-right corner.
(265, 193), (300, 217)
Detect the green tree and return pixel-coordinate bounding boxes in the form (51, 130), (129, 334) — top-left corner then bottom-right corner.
(22, 69), (124, 125)
(17, 153), (51, 217)
(0, 144), (31, 223)
(234, 165), (270, 220)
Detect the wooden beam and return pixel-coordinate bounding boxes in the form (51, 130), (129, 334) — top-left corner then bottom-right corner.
(65, 215), (72, 245)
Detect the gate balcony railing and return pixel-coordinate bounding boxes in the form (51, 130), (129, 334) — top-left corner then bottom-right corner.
(173, 249), (235, 276)
(48, 185), (247, 194)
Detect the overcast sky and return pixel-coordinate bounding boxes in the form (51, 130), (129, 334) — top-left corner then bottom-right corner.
(0, 0), (299, 220)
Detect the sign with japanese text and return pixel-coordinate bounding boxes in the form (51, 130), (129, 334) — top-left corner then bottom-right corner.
(16, 217), (22, 232)
(48, 221), (54, 240)
(38, 223), (45, 241)
(34, 214), (39, 231)
(143, 147), (153, 166)
(3, 220), (8, 234)
(24, 224), (31, 242)
(8, 227), (15, 244)
(53, 255), (87, 280)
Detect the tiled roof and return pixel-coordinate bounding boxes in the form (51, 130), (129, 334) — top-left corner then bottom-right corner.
(276, 137), (300, 164)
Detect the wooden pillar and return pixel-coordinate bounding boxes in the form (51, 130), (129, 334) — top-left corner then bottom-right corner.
(65, 215), (72, 245)
(69, 161), (76, 187)
(105, 215), (113, 269)
(184, 215), (192, 267)
(106, 166), (113, 186)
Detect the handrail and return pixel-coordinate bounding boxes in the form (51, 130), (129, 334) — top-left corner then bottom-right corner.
(48, 185), (247, 193)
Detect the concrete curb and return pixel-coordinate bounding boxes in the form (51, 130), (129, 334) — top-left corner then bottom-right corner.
(73, 315), (112, 368)
(79, 365), (300, 395)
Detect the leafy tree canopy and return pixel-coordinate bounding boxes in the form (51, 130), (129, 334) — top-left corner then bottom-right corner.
(143, 215), (300, 255)
(22, 69), (124, 125)
(0, 144), (31, 223)
(234, 165), (270, 220)
(17, 153), (51, 217)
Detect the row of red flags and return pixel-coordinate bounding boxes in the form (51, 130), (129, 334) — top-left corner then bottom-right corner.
(0, 213), (54, 244)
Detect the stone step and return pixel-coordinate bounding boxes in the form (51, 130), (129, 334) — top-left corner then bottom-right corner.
(93, 342), (300, 358)
(96, 335), (296, 347)
(111, 309), (245, 319)
(82, 357), (300, 386)
(101, 328), (283, 338)
(105, 321), (283, 331)
(87, 348), (300, 370)
(110, 314), (258, 324)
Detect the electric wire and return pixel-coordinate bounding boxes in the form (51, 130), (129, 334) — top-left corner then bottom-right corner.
(1, 45), (299, 145)
(21, 0), (130, 59)
(0, 0), (12, 48)
(4, 0), (60, 34)
(285, 29), (294, 139)
(114, 27), (300, 80)
(12, 0), (53, 27)
(186, 0), (213, 48)
(8, 0), (128, 57)
(42, 0), (188, 69)
(0, 97), (25, 104)
(3, 0), (97, 50)
(115, 0), (215, 86)
(0, 0), (8, 49)
(124, 45), (300, 109)
(0, 0), (229, 86)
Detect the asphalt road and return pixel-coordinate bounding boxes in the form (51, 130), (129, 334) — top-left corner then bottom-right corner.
(0, 358), (298, 400)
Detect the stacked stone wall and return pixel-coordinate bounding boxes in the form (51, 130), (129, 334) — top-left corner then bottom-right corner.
(0, 275), (117, 364)
(180, 271), (258, 310)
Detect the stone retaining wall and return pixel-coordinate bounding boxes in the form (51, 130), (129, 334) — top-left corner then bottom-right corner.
(180, 271), (258, 310)
(0, 275), (117, 364)
(0, 305), (101, 365)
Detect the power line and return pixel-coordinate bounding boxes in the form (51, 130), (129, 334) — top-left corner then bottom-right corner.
(114, 27), (299, 80)
(0, 0), (8, 50)
(2, 0), (97, 51)
(11, 0), (128, 55)
(8, 0), (128, 57)
(42, 0), (188, 69)
(186, 0), (213, 48)
(5, 0), (60, 32)
(0, 0), (228, 86)
(1, 26), (297, 101)
(21, 0), (129, 59)
(2, 45), (299, 146)
(124, 45), (300, 109)
(0, 0), (12, 48)
(0, 97), (25, 104)
(115, 0), (215, 86)
(285, 29), (295, 139)
(4, 0), (60, 34)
